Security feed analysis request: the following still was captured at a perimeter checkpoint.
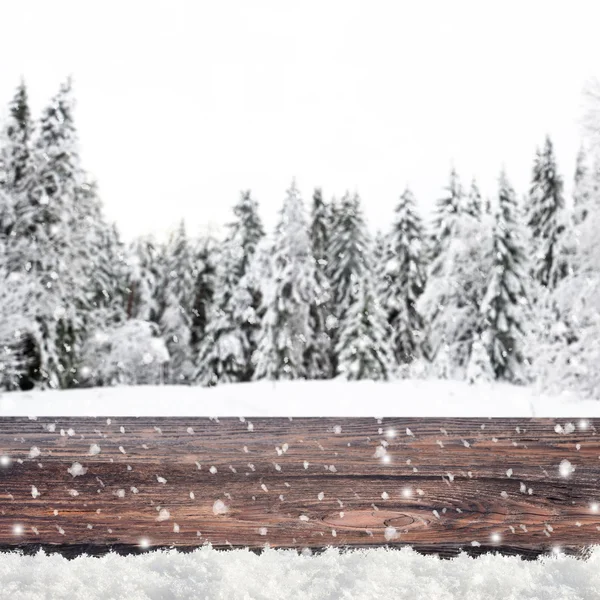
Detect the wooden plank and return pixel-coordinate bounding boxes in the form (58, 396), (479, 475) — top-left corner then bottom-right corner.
(0, 416), (598, 557)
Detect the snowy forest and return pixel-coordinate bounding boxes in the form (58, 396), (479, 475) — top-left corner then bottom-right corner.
(0, 79), (598, 398)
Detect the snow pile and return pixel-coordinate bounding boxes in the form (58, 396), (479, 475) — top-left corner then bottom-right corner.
(0, 546), (597, 600)
(0, 379), (595, 418)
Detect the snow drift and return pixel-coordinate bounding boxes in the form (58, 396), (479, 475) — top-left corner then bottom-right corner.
(0, 546), (597, 600)
(0, 379), (594, 418)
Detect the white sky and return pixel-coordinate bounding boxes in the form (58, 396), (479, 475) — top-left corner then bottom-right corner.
(0, 0), (598, 240)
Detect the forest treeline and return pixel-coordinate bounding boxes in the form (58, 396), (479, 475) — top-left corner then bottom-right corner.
(0, 80), (598, 397)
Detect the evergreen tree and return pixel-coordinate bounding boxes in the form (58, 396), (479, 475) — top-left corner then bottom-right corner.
(328, 192), (394, 379)
(480, 171), (529, 381)
(372, 228), (389, 309)
(328, 196), (340, 239)
(328, 192), (372, 316)
(68, 179), (130, 386)
(196, 191), (264, 385)
(226, 190), (265, 361)
(573, 145), (591, 225)
(373, 229), (388, 266)
(430, 167), (463, 262)
(159, 221), (196, 383)
(74, 179), (128, 316)
(195, 242), (250, 385)
(89, 220), (129, 321)
(126, 234), (163, 322)
(464, 179), (482, 219)
(253, 181), (315, 380)
(6, 79), (90, 388)
(190, 235), (217, 349)
(310, 188), (330, 270)
(381, 187), (427, 365)
(325, 195), (340, 278)
(419, 209), (493, 378)
(0, 80), (33, 237)
(336, 272), (394, 380)
(527, 136), (567, 288)
(307, 188), (332, 378)
(528, 166), (600, 398)
(326, 192), (370, 373)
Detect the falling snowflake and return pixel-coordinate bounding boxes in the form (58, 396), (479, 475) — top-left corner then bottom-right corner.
(67, 462), (87, 477)
(88, 444), (101, 456)
(559, 459), (575, 478)
(213, 500), (228, 515)
(156, 508), (171, 521)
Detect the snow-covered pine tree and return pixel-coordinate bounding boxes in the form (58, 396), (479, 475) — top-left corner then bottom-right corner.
(6, 79), (90, 388)
(328, 195), (340, 241)
(325, 195), (340, 278)
(89, 219), (129, 322)
(195, 241), (249, 385)
(126, 234), (163, 323)
(0, 83), (36, 388)
(336, 271), (394, 380)
(429, 167), (463, 262)
(372, 228), (390, 311)
(373, 229), (387, 266)
(464, 179), (482, 219)
(228, 189), (266, 369)
(190, 234), (217, 349)
(527, 136), (567, 288)
(0, 253), (44, 390)
(252, 180), (315, 380)
(306, 187), (332, 378)
(525, 147), (600, 398)
(67, 178), (131, 385)
(159, 221), (196, 383)
(573, 145), (592, 225)
(196, 191), (264, 385)
(480, 170), (529, 382)
(0, 80), (33, 238)
(328, 192), (372, 317)
(419, 207), (493, 378)
(326, 191), (372, 373)
(310, 188), (329, 271)
(329, 192), (394, 379)
(381, 187), (427, 365)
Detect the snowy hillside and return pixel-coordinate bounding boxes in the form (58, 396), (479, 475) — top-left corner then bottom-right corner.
(0, 379), (595, 417)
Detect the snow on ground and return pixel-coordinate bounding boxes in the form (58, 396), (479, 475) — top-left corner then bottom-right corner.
(0, 546), (597, 600)
(0, 379), (595, 418)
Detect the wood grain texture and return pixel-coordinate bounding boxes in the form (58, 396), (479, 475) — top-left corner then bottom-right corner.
(0, 416), (599, 557)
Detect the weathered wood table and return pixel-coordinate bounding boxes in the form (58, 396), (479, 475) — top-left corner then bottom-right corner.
(0, 416), (598, 557)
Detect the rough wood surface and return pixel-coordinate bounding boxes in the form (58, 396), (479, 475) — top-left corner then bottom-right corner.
(0, 416), (598, 557)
